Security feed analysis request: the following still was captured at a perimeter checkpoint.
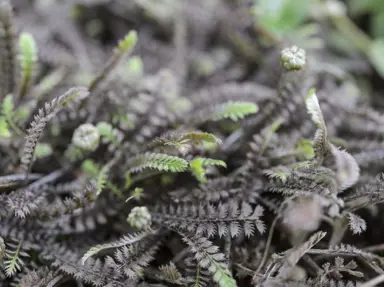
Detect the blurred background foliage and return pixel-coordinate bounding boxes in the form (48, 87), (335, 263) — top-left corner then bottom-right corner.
(252, 0), (384, 78)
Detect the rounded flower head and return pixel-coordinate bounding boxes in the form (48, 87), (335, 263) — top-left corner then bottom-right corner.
(72, 123), (100, 151)
(280, 46), (306, 71)
(282, 195), (323, 235)
(127, 206), (151, 230)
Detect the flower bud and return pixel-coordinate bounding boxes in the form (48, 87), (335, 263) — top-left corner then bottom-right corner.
(127, 206), (151, 230)
(72, 123), (100, 151)
(280, 46), (306, 71)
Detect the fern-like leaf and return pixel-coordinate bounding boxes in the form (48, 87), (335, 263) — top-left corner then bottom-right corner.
(127, 152), (189, 173)
(158, 262), (186, 285)
(21, 87), (89, 173)
(211, 101), (258, 121)
(81, 231), (149, 265)
(190, 158), (227, 183)
(96, 164), (109, 197)
(153, 201), (265, 238)
(181, 232), (237, 287)
(4, 240), (28, 277)
(151, 131), (221, 154)
(347, 212), (367, 235)
(105, 242), (159, 279)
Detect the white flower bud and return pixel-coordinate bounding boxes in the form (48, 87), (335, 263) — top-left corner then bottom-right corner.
(127, 206), (152, 230)
(280, 46), (306, 71)
(72, 123), (100, 151)
(282, 196), (323, 235)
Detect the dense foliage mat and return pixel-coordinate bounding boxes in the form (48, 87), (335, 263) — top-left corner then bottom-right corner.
(1, 0), (384, 286)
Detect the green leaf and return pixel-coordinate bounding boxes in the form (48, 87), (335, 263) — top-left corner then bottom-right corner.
(96, 121), (121, 146)
(4, 241), (25, 277)
(211, 101), (258, 121)
(295, 139), (315, 160)
(152, 131), (221, 154)
(263, 167), (291, 183)
(128, 153), (189, 173)
(2, 94), (14, 117)
(124, 172), (133, 189)
(369, 39), (384, 78)
(118, 30), (138, 52)
(81, 159), (100, 177)
(126, 187), (144, 202)
(34, 143), (53, 159)
(254, 0), (308, 37)
(18, 32), (38, 98)
(96, 164), (109, 196)
(189, 158), (227, 183)
(0, 117), (11, 137)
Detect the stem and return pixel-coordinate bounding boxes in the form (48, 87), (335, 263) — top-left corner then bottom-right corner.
(364, 244), (384, 253)
(254, 214), (280, 276)
(359, 274), (384, 287)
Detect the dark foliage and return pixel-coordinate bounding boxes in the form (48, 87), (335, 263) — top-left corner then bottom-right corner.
(1, 0), (384, 287)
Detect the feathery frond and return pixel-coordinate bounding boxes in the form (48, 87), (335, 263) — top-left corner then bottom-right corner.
(189, 158), (227, 183)
(81, 231), (150, 265)
(127, 153), (189, 173)
(181, 233), (237, 287)
(21, 87), (89, 173)
(211, 101), (259, 122)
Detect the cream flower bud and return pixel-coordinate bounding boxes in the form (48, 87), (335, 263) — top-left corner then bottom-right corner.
(280, 46), (306, 71)
(282, 196), (323, 235)
(72, 123), (100, 151)
(127, 206), (151, 230)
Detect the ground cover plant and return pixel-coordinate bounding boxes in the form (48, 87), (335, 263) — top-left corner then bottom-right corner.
(1, 0), (384, 286)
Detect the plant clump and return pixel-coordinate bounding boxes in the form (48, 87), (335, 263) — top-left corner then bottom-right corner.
(1, 1), (384, 287)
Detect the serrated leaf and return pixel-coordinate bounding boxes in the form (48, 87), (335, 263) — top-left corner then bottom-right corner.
(4, 240), (25, 277)
(128, 153), (189, 173)
(152, 131), (221, 154)
(347, 212), (367, 235)
(190, 157), (227, 183)
(81, 231), (149, 265)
